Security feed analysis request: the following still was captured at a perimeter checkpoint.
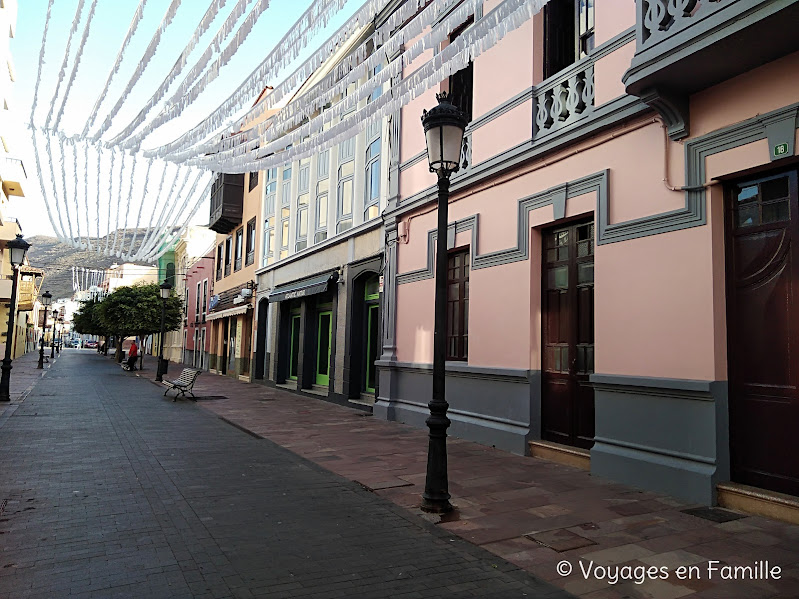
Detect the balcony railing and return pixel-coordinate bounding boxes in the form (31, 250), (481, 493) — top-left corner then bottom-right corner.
(533, 61), (595, 140)
(245, 250), (255, 266)
(234, 257), (242, 271)
(224, 263), (231, 277)
(638, 0), (728, 51)
(216, 267), (222, 281)
(625, 0), (799, 139)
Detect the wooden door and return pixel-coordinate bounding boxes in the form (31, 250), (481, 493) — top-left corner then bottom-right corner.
(542, 220), (595, 449)
(726, 169), (799, 496)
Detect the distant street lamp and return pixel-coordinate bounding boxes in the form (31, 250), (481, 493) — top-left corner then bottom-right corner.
(57, 314), (64, 354)
(50, 309), (58, 358)
(155, 280), (172, 382)
(0, 235), (31, 401)
(419, 92), (468, 513)
(37, 290), (52, 370)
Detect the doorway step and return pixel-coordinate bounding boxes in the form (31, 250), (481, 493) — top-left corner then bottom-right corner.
(350, 394), (375, 408)
(717, 482), (799, 525)
(528, 440), (590, 471)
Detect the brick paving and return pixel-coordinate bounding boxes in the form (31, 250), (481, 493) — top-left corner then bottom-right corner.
(178, 363), (799, 599)
(0, 350), (573, 599)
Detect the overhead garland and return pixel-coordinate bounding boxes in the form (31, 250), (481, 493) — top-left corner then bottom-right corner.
(30, 0), (549, 263)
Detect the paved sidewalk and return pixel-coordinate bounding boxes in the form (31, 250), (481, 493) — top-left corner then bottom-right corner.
(0, 347), (61, 418)
(0, 350), (574, 598)
(181, 366), (799, 599)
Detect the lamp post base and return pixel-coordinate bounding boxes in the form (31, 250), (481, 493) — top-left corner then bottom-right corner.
(37, 348), (44, 370)
(0, 358), (12, 402)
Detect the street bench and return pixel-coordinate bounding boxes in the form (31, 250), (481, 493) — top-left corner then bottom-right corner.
(163, 368), (201, 401)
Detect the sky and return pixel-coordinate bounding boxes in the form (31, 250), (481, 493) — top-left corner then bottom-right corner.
(7, 0), (360, 240)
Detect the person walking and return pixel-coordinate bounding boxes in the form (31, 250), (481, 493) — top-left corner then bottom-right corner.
(126, 339), (139, 371)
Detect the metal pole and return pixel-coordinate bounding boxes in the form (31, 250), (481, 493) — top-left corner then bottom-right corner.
(155, 299), (166, 382)
(50, 323), (55, 358)
(0, 266), (20, 401)
(421, 172), (453, 513)
(37, 307), (48, 369)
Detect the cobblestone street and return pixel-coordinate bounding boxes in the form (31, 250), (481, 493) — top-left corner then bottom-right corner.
(0, 350), (572, 598)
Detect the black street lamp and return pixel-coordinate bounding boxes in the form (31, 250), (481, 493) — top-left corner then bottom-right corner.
(0, 235), (30, 401)
(420, 92), (468, 513)
(50, 309), (58, 358)
(155, 280), (172, 382)
(56, 315), (64, 354)
(37, 290), (52, 370)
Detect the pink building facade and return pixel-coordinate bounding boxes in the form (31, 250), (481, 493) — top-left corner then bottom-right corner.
(374, 0), (799, 506)
(184, 251), (215, 370)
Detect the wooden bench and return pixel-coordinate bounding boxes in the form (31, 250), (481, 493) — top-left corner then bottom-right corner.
(163, 368), (201, 401)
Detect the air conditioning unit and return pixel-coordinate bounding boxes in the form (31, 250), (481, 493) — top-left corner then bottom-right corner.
(233, 296), (243, 305)
(240, 288), (253, 298)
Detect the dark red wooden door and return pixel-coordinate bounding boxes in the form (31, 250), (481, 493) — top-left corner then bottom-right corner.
(727, 169), (799, 496)
(542, 220), (595, 449)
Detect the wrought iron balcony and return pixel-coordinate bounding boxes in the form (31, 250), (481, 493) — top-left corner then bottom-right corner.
(209, 173), (245, 234)
(623, 0), (799, 140)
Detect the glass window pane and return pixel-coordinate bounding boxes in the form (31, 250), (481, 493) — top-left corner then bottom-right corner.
(298, 193), (309, 207)
(736, 205), (759, 228)
(548, 266), (568, 289)
(341, 180), (353, 215)
(297, 209), (308, 237)
(365, 204), (378, 220)
(762, 200), (789, 224)
(317, 193), (328, 228)
(369, 159), (380, 201)
(281, 220), (289, 247)
(282, 167), (292, 181)
(317, 180), (329, 194)
(578, 263), (594, 284)
(340, 161), (354, 178)
(337, 219), (353, 233)
(737, 185), (758, 204)
(761, 176), (790, 201)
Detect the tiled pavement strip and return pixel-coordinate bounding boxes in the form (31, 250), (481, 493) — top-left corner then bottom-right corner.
(0, 349), (575, 599)
(175, 360), (799, 599)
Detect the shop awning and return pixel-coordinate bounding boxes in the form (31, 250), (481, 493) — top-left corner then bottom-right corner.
(206, 304), (251, 321)
(269, 271), (339, 302)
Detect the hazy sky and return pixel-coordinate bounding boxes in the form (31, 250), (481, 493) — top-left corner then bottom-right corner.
(8, 0), (359, 239)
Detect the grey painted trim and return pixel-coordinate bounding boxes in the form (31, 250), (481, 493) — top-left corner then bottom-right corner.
(399, 150), (427, 173)
(396, 171), (608, 284)
(592, 435), (717, 466)
(391, 94), (647, 218)
(376, 359), (532, 381)
(386, 397), (529, 429)
(590, 373), (717, 401)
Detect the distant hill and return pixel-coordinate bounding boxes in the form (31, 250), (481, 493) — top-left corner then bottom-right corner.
(25, 229), (162, 302)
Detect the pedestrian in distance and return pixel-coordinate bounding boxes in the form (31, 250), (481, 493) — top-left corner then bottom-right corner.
(124, 339), (138, 371)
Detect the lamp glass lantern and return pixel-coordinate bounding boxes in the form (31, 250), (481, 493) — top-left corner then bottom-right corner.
(422, 92), (469, 176)
(7, 234), (30, 267)
(41, 290), (53, 307)
(160, 281), (172, 299)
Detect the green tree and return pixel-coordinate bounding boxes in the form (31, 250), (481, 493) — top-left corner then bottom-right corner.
(99, 283), (183, 364)
(72, 297), (108, 351)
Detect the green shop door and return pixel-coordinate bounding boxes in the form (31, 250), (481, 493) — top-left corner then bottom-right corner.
(289, 313), (301, 380)
(316, 311), (332, 386)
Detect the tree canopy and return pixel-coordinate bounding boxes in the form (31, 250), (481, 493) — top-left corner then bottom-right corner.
(72, 297), (105, 337)
(98, 283), (183, 339)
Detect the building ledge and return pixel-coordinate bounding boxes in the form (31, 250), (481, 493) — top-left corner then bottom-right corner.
(528, 440), (590, 471)
(717, 482), (799, 525)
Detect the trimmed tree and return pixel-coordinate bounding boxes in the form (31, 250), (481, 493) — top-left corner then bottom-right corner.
(72, 297), (108, 351)
(98, 283), (183, 365)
